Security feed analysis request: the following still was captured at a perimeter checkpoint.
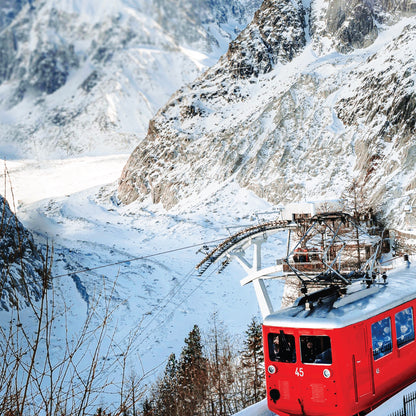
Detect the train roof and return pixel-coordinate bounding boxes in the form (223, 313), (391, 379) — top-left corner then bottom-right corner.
(263, 263), (416, 330)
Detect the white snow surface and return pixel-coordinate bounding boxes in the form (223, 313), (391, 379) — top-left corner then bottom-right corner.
(233, 399), (274, 416)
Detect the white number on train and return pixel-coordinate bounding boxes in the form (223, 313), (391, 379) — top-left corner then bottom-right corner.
(295, 367), (304, 377)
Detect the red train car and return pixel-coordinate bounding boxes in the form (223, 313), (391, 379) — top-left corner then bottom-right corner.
(263, 265), (416, 416)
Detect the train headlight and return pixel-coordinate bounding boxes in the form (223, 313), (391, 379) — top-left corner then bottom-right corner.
(323, 369), (331, 378)
(268, 365), (277, 374)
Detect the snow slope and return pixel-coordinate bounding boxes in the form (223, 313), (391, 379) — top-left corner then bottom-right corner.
(1, 156), (286, 411)
(234, 399), (274, 416)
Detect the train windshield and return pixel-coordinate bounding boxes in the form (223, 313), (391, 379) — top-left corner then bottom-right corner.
(268, 332), (296, 363)
(300, 335), (332, 364)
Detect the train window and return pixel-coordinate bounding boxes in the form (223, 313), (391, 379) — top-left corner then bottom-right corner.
(395, 307), (415, 348)
(268, 332), (296, 363)
(300, 336), (332, 364)
(371, 317), (392, 360)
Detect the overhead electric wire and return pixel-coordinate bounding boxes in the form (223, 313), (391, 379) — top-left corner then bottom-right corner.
(3, 237), (228, 294)
(4, 233), (230, 378)
(94, 262), (221, 381)
(51, 237), (226, 279)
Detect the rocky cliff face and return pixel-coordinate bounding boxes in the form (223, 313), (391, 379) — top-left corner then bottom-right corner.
(0, 0), (260, 158)
(223, 0), (307, 78)
(311, 0), (416, 52)
(0, 195), (45, 311)
(118, 0), (416, 229)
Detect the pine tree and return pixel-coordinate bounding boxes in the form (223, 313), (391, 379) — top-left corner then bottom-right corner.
(240, 317), (265, 406)
(154, 353), (178, 416)
(141, 397), (154, 416)
(177, 325), (208, 416)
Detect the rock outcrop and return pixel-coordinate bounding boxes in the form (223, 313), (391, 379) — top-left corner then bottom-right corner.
(224, 0), (307, 78)
(0, 195), (45, 311)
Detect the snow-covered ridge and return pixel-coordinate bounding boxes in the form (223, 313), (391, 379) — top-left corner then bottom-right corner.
(0, 0), (261, 159)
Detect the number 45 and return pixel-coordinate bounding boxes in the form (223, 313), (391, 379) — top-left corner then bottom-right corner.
(295, 367), (304, 377)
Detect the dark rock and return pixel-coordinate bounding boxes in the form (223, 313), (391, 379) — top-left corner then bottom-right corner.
(0, 29), (18, 83)
(325, 1), (378, 52)
(50, 107), (81, 126)
(225, 0), (307, 78)
(92, 47), (113, 64)
(80, 70), (100, 93)
(29, 45), (79, 94)
(0, 0), (26, 31)
(0, 195), (45, 311)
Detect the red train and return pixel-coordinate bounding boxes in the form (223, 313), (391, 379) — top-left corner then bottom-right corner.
(263, 265), (416, 416)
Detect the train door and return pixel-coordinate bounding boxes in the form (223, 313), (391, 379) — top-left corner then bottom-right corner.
(351, 325), (373, 400)
(265, 329), (300, 414)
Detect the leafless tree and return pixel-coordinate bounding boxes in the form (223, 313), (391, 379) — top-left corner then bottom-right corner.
(0, 171), (148, 415)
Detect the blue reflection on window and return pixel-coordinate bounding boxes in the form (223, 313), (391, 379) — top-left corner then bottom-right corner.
(372, 317), (392, 360)
(395, 307), (415, 348)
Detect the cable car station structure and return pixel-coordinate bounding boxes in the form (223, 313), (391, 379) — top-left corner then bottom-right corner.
(196, 210), (385, 318)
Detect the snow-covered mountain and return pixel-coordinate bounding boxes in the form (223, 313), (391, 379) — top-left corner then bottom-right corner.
(0, 0), (260, 158)
(2, 158), (286, 414)
(118, 0), (416, 230)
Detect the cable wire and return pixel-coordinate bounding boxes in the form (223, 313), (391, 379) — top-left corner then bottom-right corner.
(52, 237), (226, 279)
(2, 237), (227, 294)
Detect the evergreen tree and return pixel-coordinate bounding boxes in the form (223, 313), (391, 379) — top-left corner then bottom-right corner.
(154, 353), (178, 416)
(141, 397), (154, 416)
(177, 325), (208, 416)
(240, 317), (265, 406)
(144, 318), (268, 416)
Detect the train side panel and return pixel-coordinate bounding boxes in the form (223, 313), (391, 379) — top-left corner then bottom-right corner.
(366, 299), (416, 409)
(264, 300), (416, 416)
(336, 324), (374, 415)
